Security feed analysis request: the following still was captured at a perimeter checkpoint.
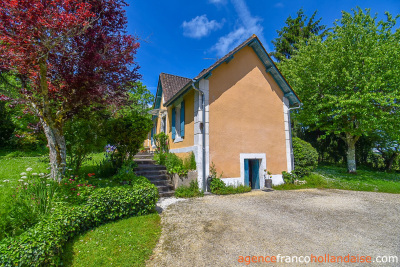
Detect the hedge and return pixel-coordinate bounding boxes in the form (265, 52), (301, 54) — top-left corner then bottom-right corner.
(0, 184), (158, 266)
(292, 137), (319, 178)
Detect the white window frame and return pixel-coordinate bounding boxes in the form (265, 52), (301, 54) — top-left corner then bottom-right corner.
(174, 103), (183, 143)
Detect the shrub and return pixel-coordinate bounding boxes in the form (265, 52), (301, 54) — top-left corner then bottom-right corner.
(107, 112), (152, 168)
(175, 180), (204, 198)
(292, 137), (319, 178)
(209, 163), (251, 194)
(282, 171), (297, 184)
(153, 132), (169, 154)
(183, 152), (196, 171)
(0, 184), (158, 266)
(112, 162), (150, 186)
(164, 153), (186, 176)
(65, 114), (108, 173)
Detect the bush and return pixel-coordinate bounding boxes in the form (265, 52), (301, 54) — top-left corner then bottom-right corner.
(107, 112), (152, 168)
(0, 184), (158, 266)
(153, 132), (169, 154)
(65, 113), (108, 173)
(209, 162), (251, 194)
(282, 171), (297, 184)
(292, 137), (319, 178)
(175, 180), (204, 198)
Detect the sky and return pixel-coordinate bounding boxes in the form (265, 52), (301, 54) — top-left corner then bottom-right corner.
(126, 0), (400, 95)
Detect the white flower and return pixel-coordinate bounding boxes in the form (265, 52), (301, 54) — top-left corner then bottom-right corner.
(21, 176), (27, 179)
(20, 172), (27, 176)
(18, 179), (23, 182)
(26, 168), (33, 172)
(46, 184), (50, 186)
(39, 173), (45, 176)
(3, 180), (10, 183)
(32, 173), (38, 176)
(24, 183), (28, 185)
(68, 169), (73, 171)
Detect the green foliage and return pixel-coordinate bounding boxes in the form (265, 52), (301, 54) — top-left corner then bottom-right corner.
(111, 162), (151, 186)
(0, 170), (59, 241)
(209, 177), (226, 193)
(118, 82), (155, 116)
(210, 178), (251, 195)
(183, 152), (197, 171)
(61, 213), (161, 267)
(175, 180), (204, 198)
(107, 112), (152, 168)
(282, 171), (297, 184)
(279, 7), (400, 172)
(271, 8), (326, 61)
(275, 165), (400, 193)
(65, 112), (108, 173)
(292, 137), (319, 177)
(0, 101), (14, 147)
(153, 132), (169, 154)
(0, 184), (159, 266)
(156, 152), (196, 176)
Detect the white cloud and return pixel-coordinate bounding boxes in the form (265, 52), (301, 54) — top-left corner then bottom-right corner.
(182, 15), (224, 39)
(209, 0), (227, 4)
(211, 0), (267, 57)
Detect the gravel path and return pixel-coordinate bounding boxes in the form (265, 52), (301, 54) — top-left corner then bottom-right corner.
(147, 189), (400, 266)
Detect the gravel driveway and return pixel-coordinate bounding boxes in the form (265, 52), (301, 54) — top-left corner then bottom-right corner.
(147, 189), (400, 266)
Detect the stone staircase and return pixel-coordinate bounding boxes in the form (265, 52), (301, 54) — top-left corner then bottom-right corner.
(134, 153), (174, 198)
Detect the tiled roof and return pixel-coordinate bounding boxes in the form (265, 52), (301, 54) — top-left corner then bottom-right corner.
(194, 34), (257, 80)
(159, 73), (191, 104)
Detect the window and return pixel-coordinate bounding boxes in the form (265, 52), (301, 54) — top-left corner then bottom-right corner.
(172, 100), (185, 142)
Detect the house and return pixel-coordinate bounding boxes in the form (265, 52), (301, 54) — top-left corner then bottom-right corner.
(148, 34), (301, 191)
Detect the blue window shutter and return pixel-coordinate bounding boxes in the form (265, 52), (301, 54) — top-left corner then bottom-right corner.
(252, 160), (260, 189)
(244, 159), (249, 186)
(172, 107), (176, 140)
(180, 101), (185, 137)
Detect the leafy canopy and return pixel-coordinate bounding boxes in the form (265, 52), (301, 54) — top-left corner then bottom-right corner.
(279, 7), (400, 171)
(271, 8), (327, 62)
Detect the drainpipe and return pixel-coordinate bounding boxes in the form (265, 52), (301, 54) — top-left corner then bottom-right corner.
(287, 103), (302, 172)
(192, 80), (207, 192)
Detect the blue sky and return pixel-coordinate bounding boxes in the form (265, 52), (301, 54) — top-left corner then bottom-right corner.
(126, 0), (400, 95)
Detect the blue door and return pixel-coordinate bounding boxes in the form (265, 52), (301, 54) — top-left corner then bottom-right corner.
(244, 159), (260, 189)
(244, 159), (250, 186)
(251, 159), (260, 189)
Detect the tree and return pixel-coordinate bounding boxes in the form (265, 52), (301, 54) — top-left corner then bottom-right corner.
(271, 8), (326, 62)
(0, 0), (140, 179)
(279, 7), (400, 173)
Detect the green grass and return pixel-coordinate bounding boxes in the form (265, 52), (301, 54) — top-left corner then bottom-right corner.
(274, 164), (400, 193)
(61, 213), (161, 267)
(213, 184), (252, 195)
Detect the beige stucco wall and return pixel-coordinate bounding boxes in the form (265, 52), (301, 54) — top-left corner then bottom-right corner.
(167, 89), (195, 150)
(208, 46), (288, 178)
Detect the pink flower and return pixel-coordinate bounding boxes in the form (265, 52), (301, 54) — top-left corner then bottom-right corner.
(77, 193), (80, 196)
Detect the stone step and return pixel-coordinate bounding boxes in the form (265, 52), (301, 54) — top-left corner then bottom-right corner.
(145, 174), (169, 181)
(134, 159), (156, 165)
(135, 170), (167, 176)
(135, 164), (166, 171)
(151, 179), (172, 187)
(159, 191), (175, 198)
(157, 185), (174, 192)
(134, 153), (154, 159)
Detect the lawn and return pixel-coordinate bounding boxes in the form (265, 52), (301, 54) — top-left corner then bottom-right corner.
(0, 151), (161, 266)
(274, 164), (400, 194)
(61, 213), (161, 267)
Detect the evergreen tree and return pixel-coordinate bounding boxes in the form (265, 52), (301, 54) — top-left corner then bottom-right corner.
(271, 8), (326, 62)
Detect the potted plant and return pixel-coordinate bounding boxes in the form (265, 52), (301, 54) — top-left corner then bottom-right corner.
(264, 170), (273, 188)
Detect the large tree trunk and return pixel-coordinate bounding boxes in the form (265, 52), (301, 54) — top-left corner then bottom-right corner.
(385, 152), (398, 171)
(344, 133), (360, 174)
(42, 118), (66, 181)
